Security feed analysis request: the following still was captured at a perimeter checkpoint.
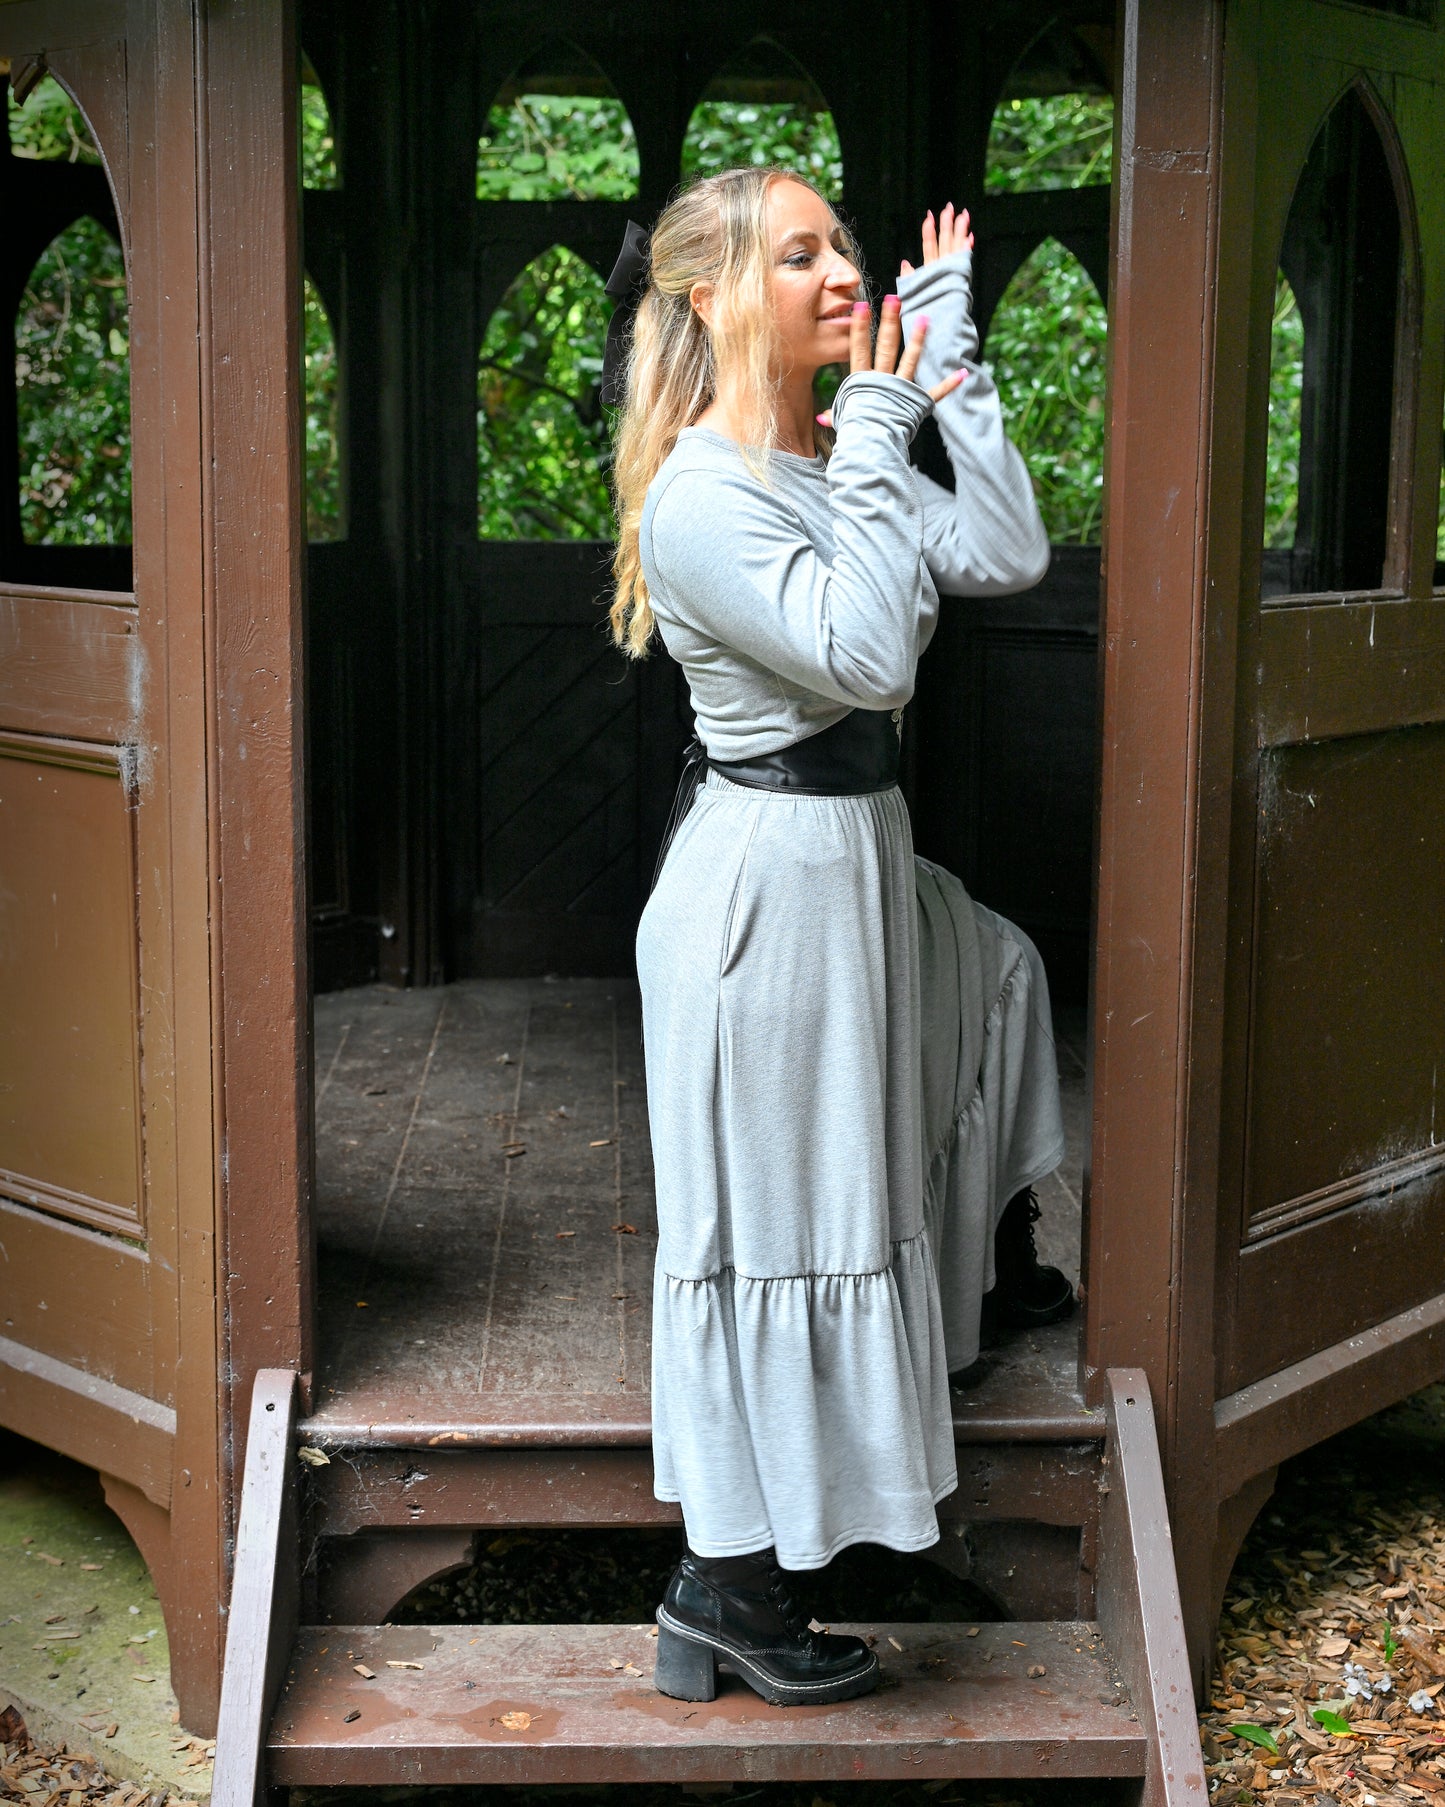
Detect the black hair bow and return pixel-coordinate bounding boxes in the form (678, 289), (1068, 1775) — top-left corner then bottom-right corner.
(600, 218), (651, 408)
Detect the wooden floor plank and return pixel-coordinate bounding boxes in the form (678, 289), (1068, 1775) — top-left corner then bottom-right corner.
(269, 1620), (1143, 1786)
(308, 979), (1093, 1445)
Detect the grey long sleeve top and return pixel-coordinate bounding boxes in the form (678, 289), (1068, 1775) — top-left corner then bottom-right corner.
(638, 246), (1049, 761)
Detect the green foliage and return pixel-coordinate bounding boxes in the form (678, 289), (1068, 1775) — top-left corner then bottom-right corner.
(1266, 273), (1303, 548)
(301, 82), (338, 189)
(1229, 1723), (1280, 1757)
(304, 276), (343, 540)
(1311, 1707), (1354, 1737)
(15, 216), (131, 546)
(477, 245), (614, 540)
(986, 93), (1112, 193)
(477, 96), (638, 201)
(7, 74), (100, 164)
(985, 240), (1107, 544)
(10, 79), (130, 546)
(681, 102), (843, 201)
(1437, 408), (1444, 564)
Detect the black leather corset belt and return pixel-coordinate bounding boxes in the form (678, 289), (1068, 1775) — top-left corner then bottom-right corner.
(709, 705), (902, 795)
(652, 708), (902, 891)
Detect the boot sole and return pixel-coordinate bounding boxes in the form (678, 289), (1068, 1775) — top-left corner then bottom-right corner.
(655, 1605), (881, 1708)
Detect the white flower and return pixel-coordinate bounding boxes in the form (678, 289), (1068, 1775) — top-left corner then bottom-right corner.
(1375, 1671), (1392, 1693)
(1409, 1690), (1435, 1714)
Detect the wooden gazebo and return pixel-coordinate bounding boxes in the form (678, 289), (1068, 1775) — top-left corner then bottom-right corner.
(1, 0), (1443, 1798)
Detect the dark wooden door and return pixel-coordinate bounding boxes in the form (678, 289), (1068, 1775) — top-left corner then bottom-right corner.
(0, 0), (310, 1732)
(1211, 40), (1445, 1395)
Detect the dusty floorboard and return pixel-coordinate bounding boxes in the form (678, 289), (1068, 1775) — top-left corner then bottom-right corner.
(312, 982), (1087, 1414)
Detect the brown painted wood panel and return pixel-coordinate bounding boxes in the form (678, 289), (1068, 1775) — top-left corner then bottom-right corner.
(1257, 596), (1445, 746)
(0, 1332), (173, 1507)
(0, 588), (139, 741)
(1242, 726), (1445, 1237)
(0, 733), (143, 1236)
(0, 1198), (154, 1396)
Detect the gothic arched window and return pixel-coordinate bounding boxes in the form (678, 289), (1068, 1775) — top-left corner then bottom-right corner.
(477, 246), (613, 540)
(304, 275), (344, 541)
(301, 55), (339, 190)
(983, 239), (1106, 544)
(1268, 84), (1409, 595)
(682, 39), (842, 200)
(6, 71), (100, 164)
(1264, 272), (1303, 553)
(15, 216), (131, 546)
(477, 43), (638, 201)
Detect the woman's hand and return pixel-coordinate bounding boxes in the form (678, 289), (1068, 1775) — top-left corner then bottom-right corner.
(899, 201), (973, 278)
(814, 296), (966, 430)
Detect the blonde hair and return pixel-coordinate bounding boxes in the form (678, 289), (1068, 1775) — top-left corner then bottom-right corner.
(608, 166), (854, 658)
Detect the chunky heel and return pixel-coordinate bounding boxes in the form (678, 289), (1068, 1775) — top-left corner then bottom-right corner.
(653, 1622), (718, 1701)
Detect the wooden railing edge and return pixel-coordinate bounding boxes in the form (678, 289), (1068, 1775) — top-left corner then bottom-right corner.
(212, 1370), (299, 1807)
(1097, 1368), (1209, 1807)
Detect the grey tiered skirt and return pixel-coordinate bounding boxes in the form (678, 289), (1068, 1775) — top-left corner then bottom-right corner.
(637, 771), (1063, 1570)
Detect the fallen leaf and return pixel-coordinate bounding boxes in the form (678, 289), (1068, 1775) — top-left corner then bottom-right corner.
(1028, 1665), (1048, 1678)
(647, 1626), (659, 1639)
(612, 1223), (637, 1234)
(297, 1447), (330, 1467)
(79, 1564), (102, 1572)
(343, 1710), (361, 1725)
(1319, 1637), (1353, 1657)
(555, 1230), (576, 1239)
(385, 1660), (424, 1671)
(498, 1711), (532, 1731)
(966, 1627), (980, 1638)
(104, 1725), (118, 1740)
(353, 1665), (376, 1679)
(623, 1663), (643, 1677)
(131, 1676), (155, 1684)
(34, 1554), (62, 1567)
(590, 1139), (613, 1148)
(888, 1637), (905, 1652)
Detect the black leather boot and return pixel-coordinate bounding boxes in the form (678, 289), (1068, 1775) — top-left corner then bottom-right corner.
(984, 1186), (1075, 1338)
(655, 1547), (879, 1707)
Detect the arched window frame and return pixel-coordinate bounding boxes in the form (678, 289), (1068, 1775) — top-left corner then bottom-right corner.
(475, 241), (615, 542)
(679, 35), (844, 202)
(1257, 75), (1422, 602)
(474, 39), (640, 203)
(302, 269), (346, 542)
(980, 232), (1108, 546)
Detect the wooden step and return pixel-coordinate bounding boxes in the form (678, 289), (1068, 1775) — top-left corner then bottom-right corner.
(267, 1619), (1143, 1788)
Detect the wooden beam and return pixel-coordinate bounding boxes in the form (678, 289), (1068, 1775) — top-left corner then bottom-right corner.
(212, 1370), (298, 1807)
(1214, 1289), (1445, 1497)
(1096, 1371), (1208, 1805)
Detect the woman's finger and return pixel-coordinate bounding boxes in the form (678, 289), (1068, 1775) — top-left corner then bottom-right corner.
(939, 201), (955, 257)
(897, 315), (929, 385)
(849, 299), (871, 373)
(959, 205), (974, 250)
(815, 409), (833, 431)
(921, 210), (937, 264)
(928, 368), (969, 406)
(874, 294), (902, 373)
(899, 258), (915, 277)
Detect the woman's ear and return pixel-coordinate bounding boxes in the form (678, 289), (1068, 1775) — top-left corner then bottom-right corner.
(689, 280), (715, 329)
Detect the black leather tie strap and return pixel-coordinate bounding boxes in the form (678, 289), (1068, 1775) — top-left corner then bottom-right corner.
(601, 219), (651, 408)
(650, 709), (902, 892)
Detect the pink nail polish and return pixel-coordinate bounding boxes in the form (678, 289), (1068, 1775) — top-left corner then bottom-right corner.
(955, 368), (970, 382)
(851, 300), (870, 316)
(883, 293), (900, 308)
(815, 413), (828, 425)
(917, 314), (931, 330)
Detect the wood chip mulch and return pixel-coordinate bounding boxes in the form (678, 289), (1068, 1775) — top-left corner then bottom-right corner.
(1200, 1386), (1445, 1807)
(0, 1706), (202, 1807)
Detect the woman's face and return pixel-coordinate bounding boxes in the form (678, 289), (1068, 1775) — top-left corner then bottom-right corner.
(765, 177), (862, 380)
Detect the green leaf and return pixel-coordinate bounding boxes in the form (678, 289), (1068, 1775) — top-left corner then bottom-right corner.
(1311, 1708), (1354, 1737)
(1229, 1723), (1279, 1756)
(1382, 1621), (1399, 1664)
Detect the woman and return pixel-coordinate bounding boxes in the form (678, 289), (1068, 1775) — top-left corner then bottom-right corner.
(608, 169), (1068, 1708)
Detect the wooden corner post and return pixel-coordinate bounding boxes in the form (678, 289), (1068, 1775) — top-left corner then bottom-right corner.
(1085, 0), (1227, 1687)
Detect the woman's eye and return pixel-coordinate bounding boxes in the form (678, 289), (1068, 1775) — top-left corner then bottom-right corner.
(784, 252), (813, 268)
